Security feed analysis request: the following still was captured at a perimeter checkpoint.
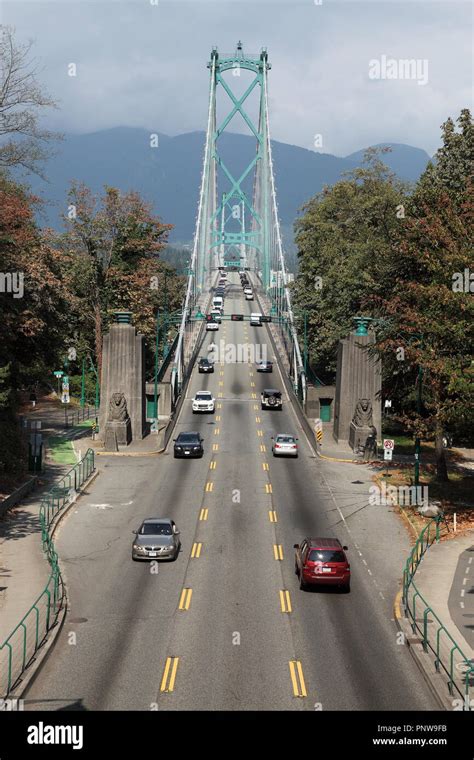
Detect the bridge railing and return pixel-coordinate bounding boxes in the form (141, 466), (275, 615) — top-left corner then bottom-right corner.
(402, 517), (473, 709)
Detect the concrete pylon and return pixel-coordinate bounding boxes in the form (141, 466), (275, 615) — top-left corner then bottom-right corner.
(99, 312), (146, 444)
(333, 319), (381, 445)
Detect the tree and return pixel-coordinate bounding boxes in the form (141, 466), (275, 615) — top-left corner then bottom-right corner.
(372, 111), (474, 481)
(57, 183), (177, 377)
(0, 26), (59, 177)
(0, 173), (71, 486)
(292, 148), (408, 379)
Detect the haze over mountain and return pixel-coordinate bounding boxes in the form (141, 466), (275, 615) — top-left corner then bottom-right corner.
(29, 127), (431, 244)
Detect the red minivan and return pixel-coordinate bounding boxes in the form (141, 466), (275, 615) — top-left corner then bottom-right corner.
(294, 537), (350, 592)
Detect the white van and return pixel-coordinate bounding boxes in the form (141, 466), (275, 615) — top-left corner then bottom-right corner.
(212, 296), (223, 309)
(250, 312), (262, 326)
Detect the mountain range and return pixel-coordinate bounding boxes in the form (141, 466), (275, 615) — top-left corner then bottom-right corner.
(27, 127), (432, 244)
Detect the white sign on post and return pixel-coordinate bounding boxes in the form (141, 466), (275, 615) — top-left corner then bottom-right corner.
(383, 439), (394, 462)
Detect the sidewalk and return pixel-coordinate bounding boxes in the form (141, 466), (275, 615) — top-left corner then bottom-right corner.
(395, 529), (474, 709)
(414, 531), (474, 660)
(0, 397), (91, 642)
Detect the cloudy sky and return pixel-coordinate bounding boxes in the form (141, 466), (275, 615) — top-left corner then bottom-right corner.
(3, 0), (472, 157)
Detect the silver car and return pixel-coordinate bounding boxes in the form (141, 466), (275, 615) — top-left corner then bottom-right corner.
(132, 518), (181, 561)
(271, 433), (299, 457)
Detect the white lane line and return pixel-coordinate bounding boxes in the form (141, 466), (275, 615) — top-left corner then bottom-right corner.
(461, 589), (465, 597)
(460, 602), (465, 609)
(463, 577), (467, 585)
(466, 566), (470, 574)
(469, 557), (473, 565)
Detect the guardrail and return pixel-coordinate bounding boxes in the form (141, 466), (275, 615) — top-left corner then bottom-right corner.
(402, 517), (473, 710)
(0, 449), (95, 697)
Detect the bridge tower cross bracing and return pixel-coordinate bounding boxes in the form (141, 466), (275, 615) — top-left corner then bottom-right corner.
(172, 42), (306, 404)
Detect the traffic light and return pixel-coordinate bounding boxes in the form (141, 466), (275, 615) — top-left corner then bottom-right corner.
(231, 314), (244, 321)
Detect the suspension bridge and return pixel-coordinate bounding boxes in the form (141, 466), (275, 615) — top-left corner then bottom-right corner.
(171, 42), (306, 405)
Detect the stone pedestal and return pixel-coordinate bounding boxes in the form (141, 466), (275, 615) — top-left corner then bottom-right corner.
(349, 423), (372, 452)
(104, 419), (131, 447)
(99, 316), (146, 444)
(333, 331), (381, 444)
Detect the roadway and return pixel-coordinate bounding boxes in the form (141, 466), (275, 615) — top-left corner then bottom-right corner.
(24, 274), (438, 711)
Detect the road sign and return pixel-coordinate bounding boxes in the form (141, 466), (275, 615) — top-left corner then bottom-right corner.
(61, 391), (70, 404)
(54, 370), (63, 378)
(384, 448), (393, 461)
(383, 439), (395, 450)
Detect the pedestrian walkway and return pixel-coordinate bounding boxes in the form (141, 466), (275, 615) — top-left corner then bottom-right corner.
(415, 531), (474, 661)
(0, 397), (92, 642)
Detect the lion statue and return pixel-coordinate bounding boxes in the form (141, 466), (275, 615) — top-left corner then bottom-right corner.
(352, 398), (373, 428)
(108, 392), (129, 422)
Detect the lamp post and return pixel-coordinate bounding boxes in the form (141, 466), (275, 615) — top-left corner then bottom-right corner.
(414, 365), (423, 490)
(153, 309), (162, 425)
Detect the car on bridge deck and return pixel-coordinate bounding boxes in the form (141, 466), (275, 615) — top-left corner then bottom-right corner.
(206, 321), (219, 331)
(192, 390), (215, 413)
(198, 357), (214, 373)
(256, 360), (273, 372)
(132, 518), (181, 561)
(294, 537), (350, 591)
(271, 433), (298, 457)
(173, 431), (204, 458)
(261, 388), (282, 410)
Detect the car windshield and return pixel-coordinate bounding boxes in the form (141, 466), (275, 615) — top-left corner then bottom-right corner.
(140, 523), (172, 536)
(264, 390), (281, 397)
(308, 550), (345, 563)
(178, 434), (199, 443)
(199, 359), (209, 365)
(277, 436), (294, 444)
(196, 393), (211, 399)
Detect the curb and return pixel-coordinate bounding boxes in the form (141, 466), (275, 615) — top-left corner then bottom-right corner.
(7, 468), (100, 701)
(393, 588), (455, 711)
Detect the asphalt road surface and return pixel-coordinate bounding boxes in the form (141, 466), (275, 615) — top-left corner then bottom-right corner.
(24, 275), (438, 711)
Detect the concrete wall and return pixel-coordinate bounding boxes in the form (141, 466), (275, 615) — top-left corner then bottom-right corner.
(305, 385), (336, 421)
(333, 332), (381, 443)
(99, 323), (146, 442)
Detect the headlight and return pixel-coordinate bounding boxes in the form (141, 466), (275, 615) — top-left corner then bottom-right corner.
(133, 544), (144, 551)
(193, 446), (200, 451)
(176, 446), (182, 451)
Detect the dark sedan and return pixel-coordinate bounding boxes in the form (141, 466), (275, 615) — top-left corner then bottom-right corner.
(173, 431), (204, 458)
(198, 357), (214, 373)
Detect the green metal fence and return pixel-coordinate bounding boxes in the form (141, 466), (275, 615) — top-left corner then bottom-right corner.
(0, 449), (95, 697)
(402, 517), (474, 710)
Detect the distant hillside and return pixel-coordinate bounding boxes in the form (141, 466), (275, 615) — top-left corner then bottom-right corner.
(26, 127), (431, 242)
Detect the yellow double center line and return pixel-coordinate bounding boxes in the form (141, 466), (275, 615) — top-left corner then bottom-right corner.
(178, 588), (193, 610)
(289, 661), (307, 698)
(160, 657), (179, 693)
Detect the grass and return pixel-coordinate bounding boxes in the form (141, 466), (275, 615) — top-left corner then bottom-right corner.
(47, 436), (77, 465)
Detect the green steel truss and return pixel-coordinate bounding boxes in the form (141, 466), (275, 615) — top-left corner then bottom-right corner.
(172, 43), (306, 403)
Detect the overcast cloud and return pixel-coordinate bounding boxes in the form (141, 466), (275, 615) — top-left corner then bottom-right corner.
(2, 0), (472, 156)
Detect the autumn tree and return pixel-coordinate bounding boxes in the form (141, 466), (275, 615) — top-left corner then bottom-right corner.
(0, 173), (71, 484)
(56, 183), (180, 377)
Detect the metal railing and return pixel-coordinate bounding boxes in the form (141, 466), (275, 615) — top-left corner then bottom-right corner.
(64, 403), (97, 429)
(0, 449), (95, 697)
(402, 517), (473, 709)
